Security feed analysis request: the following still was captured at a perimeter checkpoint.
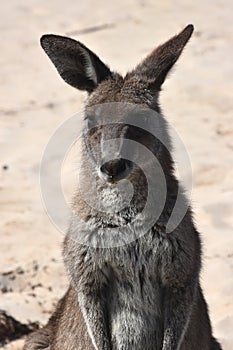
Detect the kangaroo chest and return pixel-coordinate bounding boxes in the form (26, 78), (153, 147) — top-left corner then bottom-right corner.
(107, 261), (164, 350)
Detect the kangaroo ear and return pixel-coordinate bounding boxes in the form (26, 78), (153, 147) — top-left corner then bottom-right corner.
(127, 25), (194, 90)
(40, 34), (112, 93)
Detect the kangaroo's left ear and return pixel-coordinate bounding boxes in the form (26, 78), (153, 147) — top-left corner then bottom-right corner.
(40, 34), (112, 93)
(126, 24), (194, 91)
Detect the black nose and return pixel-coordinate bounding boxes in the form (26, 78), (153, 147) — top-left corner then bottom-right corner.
(100, 158), (129, 180)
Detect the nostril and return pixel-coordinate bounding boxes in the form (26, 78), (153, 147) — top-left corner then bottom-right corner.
(100, 159), (127, 178)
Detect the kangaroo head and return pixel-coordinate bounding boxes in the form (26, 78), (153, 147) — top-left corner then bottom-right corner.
(41, 26), (193, 223)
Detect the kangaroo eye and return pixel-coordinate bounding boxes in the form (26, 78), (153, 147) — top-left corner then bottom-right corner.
(88, 119), (95, 129)
(134, 131), (143, 140)
(129, 126), (144, 140)
(84, 114), (96, 131)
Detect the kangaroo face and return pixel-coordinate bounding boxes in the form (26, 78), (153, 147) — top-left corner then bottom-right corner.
(40, 25), (194, 217)
(83, 101), (163, 185)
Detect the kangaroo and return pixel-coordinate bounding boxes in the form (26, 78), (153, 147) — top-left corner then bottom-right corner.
(24, 25), (222, 350)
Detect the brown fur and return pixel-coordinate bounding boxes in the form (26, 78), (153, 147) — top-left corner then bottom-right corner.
(24, 25), (222, 350)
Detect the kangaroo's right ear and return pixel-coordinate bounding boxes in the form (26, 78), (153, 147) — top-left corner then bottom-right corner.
(40, 35), (112, 93)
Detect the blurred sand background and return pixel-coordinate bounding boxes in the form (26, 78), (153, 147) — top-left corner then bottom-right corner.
(0, 0), (232, 349)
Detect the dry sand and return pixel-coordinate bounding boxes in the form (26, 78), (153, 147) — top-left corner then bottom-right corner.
(0, 0), (232, 349)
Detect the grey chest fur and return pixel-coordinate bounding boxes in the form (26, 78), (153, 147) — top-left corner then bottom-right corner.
(108, 274), (164, 350)
(102, 238), (164, 350)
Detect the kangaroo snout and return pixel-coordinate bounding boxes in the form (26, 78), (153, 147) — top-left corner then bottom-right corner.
(100, 158), (132, 182)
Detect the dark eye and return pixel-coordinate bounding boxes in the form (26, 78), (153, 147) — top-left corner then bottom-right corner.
(88, 119), (95, 130)
(134, 132), (142, 140)
(128, 126), (144, 141)
(84, 114), (96, 130)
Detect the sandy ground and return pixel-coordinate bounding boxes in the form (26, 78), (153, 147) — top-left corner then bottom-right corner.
(0, 0), (232, 349)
